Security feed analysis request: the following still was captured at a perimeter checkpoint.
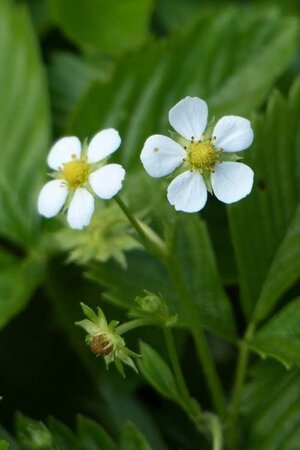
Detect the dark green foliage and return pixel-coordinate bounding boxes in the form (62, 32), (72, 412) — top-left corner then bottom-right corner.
(1, 0), (300, 449)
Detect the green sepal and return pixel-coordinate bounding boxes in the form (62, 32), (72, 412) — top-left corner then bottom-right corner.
(168, 130), (189, 147)
(114, 358), (126, 378)
(203, 116), (215, 139)
(221, 152), (242, 162)
(203, 172), (213, 194)
(80, 302), (98, 322)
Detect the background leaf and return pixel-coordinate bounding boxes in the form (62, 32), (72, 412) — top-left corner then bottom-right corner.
(69, 8), (298, 167)
(48, 52), (112, 135)
(248, 297), (300, 368)
(228, 79), (300, 321)
(0, 0), (50, 246)
(77, 416), (117, 450)
(120, 422), (151, 450)
(241, 361), (300, 450)
(49, 0), (154, 55)
(0, 252), (45, 331)
(173, 215), (236, 338)
(0, 441), (9, 450)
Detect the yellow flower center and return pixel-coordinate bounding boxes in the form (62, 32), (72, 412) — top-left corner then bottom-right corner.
(188, 140), (219, 173)
(62, 156), (90, 189)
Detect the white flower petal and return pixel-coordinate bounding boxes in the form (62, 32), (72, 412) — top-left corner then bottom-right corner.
(67, 188), (94, 229)
(212, 116), (254, 152)
(140, 135), (186, 178)
(211, 162), (254, 204)
(89, 164), (125, 199)
(37, 180), (68, 218)
(47, 137), (81, 170)
(169, 97), (208, 141)
(87, 128), (121, 163)
(167, 170), (207, 213)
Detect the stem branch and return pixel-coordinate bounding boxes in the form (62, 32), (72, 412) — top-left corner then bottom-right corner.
(115, 196), (226, 418)
(116, 318), (156, 335)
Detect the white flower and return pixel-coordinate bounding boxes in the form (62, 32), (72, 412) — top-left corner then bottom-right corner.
(38, 129), (125, 229)
(140, 97), (254, 212)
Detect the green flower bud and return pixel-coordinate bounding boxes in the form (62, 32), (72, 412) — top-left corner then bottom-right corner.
(135, 291), (162, 314)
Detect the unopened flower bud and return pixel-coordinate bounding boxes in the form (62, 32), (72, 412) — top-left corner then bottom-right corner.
(136, 292), (161, 314)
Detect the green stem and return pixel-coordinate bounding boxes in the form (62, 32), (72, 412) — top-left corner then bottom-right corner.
(114, 195), (166, 261)
(229, 323), (255, 447)
(116, 318), (155, 335)
(115, 196), (226, 418)
(164, 327), (200, 417)
(204, 413), (223, 450)
(166, 254), (227, 419)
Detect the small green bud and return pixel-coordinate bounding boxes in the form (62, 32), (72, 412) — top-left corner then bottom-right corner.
(135, 291), (162, 314)
(133, 291), (177, 327)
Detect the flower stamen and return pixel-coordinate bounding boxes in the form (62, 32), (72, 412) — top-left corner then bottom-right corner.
(61, 156), (90, 189)
(188, 140), (219, 173)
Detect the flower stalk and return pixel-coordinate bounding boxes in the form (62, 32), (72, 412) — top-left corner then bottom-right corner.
(114, 195), (166, 262)
(115, 196), (227, 419)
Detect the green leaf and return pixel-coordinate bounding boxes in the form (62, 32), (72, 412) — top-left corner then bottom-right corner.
(48, 52), (111, 134)
(248, 297), (300, 368)
(70, 8), (298, 169)
(120, 422), (151, 450)
(48, 418), (80, 450)
(0, 426), (20, 450)
(49, 0), (153, 55)
(16, 413), (55, 450)
(174, 215), (236, 338)
(87, 251), (177, 312)
(0, 441), (9, 450)
(0, 0), (50, 246)
(0, 252), (45, 331)
(139, 341), (183, 407)
(228, 79), (300, 321)
(241, 361), (300, 450)
(99, 379), (167, 450)
(77, 416), (117, 450)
